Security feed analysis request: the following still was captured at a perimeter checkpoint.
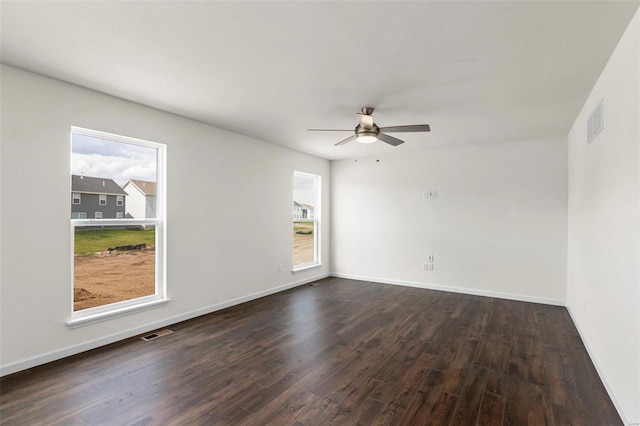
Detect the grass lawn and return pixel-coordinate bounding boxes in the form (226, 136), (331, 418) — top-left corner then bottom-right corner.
(294, 221), (314, 235)
(75, 228), (156, 256)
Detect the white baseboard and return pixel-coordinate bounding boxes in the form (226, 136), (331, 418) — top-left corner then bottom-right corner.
(566, 305), (634, 426)
(330, 272), (565, 306)
(0, 273), (329, 377)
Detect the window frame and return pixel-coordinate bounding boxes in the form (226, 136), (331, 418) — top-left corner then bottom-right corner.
(72, 193), (81, 204)
(72, 212), (86, 220)
(116, 195), (124, 206)
(116, 212), (124, 219)
(292, 171), (321, 271)
(94, 211), (103, 219)
(67, 127), (167, 329)
(99, 194), (107, 205)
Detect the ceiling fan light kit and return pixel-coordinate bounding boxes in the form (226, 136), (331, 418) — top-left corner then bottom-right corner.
(356, 135), (378, 143)
(308, 107), (431, 147)
(355, 127), (379, 144)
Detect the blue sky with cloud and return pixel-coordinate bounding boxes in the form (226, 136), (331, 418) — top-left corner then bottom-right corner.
(294, 174), (315, 206)
(71, 134), (157, 183)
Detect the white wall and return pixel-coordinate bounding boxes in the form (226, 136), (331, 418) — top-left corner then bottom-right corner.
(0, 65), (330, 374)
(331, 136), (568, 304)
(567, 9), (640, 424)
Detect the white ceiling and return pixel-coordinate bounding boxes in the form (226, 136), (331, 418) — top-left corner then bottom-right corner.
(1, 1), (638, 160)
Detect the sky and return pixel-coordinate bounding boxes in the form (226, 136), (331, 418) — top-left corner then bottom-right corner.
(71, 134), (157, 183)
(293, 174), (315, 206)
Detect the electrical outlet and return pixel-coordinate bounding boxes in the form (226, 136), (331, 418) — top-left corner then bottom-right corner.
(427, 263), (434, 271)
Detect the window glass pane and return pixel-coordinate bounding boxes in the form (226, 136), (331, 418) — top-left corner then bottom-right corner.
(293, 172), (319, 267)
(74, 227), (156, 311)
(293, 174), (315, 220)
(71, 133), (158, 219)
(293, 221), (315, 265)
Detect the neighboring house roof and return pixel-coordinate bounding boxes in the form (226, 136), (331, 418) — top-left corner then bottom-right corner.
(294, 201), (314, 210)
(71, 175), (128, 196)
(125, 179), (157, 196)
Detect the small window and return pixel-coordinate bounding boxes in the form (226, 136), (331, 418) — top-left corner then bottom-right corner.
(293, 171), (321, 270)
(116, 195), (124, 206)
(116, 212), (124, 219)
(99, 194), (107, 205)
(72, 212), (87, 220)
(95, 212), (103, 219)
(72, 193), (81, 204)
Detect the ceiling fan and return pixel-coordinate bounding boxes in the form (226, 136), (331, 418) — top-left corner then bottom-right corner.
(308, 107), (431, 146)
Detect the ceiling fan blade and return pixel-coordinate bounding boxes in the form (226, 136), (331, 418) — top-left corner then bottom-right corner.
(335, 135), (356, 146)
(377, 133), (404, 146)
(379, 124), (431, 133)
(307, 129), (352, 132)
(358, 114), (374, 129)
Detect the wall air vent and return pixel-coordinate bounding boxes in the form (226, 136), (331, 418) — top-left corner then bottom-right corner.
(587, 99), (604, 144)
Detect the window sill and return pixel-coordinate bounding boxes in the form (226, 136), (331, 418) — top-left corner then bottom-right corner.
(292, 263), (322, 273)
(66, 298), (170, 329)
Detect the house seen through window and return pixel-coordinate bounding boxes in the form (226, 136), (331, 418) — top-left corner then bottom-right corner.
(70, 128), (165, 318)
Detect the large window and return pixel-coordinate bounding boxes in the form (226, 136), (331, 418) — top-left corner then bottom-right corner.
(293, 171), (320, 270)
(69, 127), (166, 327)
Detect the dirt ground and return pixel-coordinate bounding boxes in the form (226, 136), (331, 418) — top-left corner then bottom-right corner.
(74, 248), (155, 311)
(293, 233), (314, 265)
(75, 233), (314, 311)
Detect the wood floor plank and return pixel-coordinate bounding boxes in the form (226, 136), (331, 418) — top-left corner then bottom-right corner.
(238, 390), (317, 426)
(494, 359), (530, 425)
(476, 390), (505, 426)
(426, 392), (459, 426)
(0, 278), (623, 425)
(449, 365), (489, 425)
(399, 368), (446, 424)
(369, 353), (438, 424)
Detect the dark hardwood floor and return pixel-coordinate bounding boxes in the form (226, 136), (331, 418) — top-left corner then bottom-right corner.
(0, 278), (621, 425)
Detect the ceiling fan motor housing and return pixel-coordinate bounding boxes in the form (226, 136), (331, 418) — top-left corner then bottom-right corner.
(355, 123), (379, 143)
